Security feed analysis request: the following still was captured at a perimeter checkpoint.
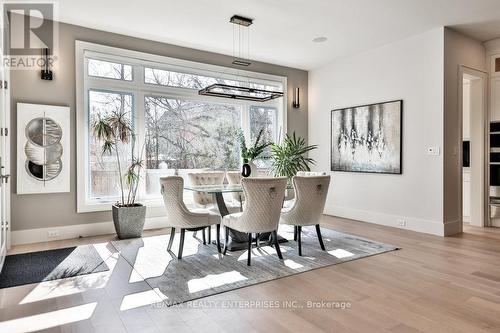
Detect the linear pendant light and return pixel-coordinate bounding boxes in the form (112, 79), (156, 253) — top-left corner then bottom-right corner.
(198, 15), (284, 102)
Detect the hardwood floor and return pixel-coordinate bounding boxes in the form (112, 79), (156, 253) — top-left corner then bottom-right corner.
(2, 215), (500, 332)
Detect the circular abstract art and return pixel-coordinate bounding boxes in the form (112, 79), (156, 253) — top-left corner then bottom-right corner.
(24, 117), (63, 181)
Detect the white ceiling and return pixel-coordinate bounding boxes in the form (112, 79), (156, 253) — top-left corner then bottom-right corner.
(54, 0), (500, 70)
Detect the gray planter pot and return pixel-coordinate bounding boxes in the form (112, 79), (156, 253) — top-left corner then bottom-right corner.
(112, 204), (146, 239)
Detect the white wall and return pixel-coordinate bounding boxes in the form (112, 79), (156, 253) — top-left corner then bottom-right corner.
(443, 28), (486, 234)
(309, 28), (446, 235)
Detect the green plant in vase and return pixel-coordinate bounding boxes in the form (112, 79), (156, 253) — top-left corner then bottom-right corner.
(92, 109), (146, 239)
(237, 129), (272, 177)
(270, 132), (317, 183)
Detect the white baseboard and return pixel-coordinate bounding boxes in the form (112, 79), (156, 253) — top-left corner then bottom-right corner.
(11, 217), (169, 246)
(325, 204), (446, 236)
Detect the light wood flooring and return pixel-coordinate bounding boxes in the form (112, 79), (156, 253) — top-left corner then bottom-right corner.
(1, 215), (500, 332)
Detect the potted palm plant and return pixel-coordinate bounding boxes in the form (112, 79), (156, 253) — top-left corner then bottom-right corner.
(92, 110), (146, 239)
(270, 132), (318, 183)
(237, 129), (272, 177)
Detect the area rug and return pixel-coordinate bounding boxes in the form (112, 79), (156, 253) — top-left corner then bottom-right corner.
(112, 226), (398, 305)
(0, 245), (109, 288)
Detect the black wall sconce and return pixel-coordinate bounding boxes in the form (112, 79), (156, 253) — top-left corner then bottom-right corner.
(292, 87), (300, 108)
(41, 48), (53, 80)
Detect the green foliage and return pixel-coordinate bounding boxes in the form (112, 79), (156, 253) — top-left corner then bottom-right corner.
(237, 128), (272, 163)
(270, 132), (317, 181)
(91, 111), (144, 207)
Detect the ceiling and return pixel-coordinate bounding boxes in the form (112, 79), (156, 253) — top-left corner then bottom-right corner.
(53, 0), (500, 70)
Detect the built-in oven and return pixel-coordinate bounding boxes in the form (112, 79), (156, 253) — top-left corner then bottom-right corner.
(490, 122), (500, 226)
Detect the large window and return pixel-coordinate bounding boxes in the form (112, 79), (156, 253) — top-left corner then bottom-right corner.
(76, 42), (286, 212)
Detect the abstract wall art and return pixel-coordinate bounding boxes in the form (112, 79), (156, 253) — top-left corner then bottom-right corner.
(17, 103), (70, 194)
(331, 100), (402, 174)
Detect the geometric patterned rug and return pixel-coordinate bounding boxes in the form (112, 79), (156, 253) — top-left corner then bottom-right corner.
(112, 225), (398, 306)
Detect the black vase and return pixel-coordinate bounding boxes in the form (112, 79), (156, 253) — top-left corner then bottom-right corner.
(241, 163), (251, 177)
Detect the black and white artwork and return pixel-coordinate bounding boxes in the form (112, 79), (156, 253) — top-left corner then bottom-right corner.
(331, 100), (402, 174)
(17, 103), (70, 194)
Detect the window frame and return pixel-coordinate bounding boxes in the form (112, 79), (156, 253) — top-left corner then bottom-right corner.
(76, 41), (287, 213)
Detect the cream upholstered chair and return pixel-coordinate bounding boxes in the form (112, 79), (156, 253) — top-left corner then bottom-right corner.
(160, 176), (222, 258)
(226, 171), (244, 208)
(222, 177), (287, 266)
(188, 171), (226, 243)
(188, 172), (225, 208)
(280, 175), (331, 256)
(296, 171), (328, 176)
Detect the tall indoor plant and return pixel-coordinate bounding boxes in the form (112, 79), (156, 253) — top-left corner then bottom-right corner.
(92, 110), (146, 239)
(270, 132), (318, 182)
(237, 129), (272, 177)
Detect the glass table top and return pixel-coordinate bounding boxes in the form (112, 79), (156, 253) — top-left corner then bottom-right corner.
(184, 183), (293, 193)
(184, 184), (244, 193)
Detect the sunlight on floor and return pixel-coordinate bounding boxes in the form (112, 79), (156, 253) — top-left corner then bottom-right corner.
(128, 234), (201, 283)
(188, 271), (247, 293)
(0, 302), (97, 333)
(120, 288), (167, 311)
(19, 271), (110, 305)
(19, 244), (118, 305)
(328, 249), (355, 258)
(283, 259), (303, 269)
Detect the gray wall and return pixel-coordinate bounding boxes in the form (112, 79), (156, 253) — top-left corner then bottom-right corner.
(10, 20), (308, 231)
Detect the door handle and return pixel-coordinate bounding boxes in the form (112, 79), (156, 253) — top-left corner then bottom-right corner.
(0, 174), (9, 184)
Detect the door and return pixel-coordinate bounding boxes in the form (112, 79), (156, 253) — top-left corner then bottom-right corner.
(0, 9), (10, 272)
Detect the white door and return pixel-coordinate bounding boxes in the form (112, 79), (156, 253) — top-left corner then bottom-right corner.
(0, 10), (10, 272)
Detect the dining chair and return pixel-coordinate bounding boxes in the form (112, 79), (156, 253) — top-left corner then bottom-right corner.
(226, 171), (244, 209)
(296, 171), (328, 176)
(160, 176), (222, 259)
(222, 177), (287, 266)
(187, 171), (225, 243)
(280, 175), (331, 256)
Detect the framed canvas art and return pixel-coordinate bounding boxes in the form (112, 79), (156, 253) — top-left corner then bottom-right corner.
(331, 100), (402, 174)
(17, 103), (70, 194)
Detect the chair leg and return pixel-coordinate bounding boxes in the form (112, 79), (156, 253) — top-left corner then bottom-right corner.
(297, 226), (302, 256)
(193, 231), (197, 238)
(315, 224), (326, 251)
(273, 230), (283, 259)
(247, 233), (252, 266)
(223, 226), (230, 255)
(216, 224), (222, 253)
(208, 226), (212, 244)
(202, 228), (206, 245)
(178, 229), (185, 259)
(293, 226), (297, 241)
(167, 227), (175, 251)
(256, 233), (260, 248)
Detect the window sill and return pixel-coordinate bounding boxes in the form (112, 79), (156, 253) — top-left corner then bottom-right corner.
(77, 198), (165, 213)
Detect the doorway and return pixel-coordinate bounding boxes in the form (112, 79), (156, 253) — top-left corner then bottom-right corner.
(460, 66), (488, 228)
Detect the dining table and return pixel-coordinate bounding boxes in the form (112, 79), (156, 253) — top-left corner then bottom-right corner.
(184, 183), (290, 251)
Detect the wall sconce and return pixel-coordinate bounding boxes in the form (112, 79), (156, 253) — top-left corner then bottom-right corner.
(41, 48), (53, 80)
(292, 87), (300, 108)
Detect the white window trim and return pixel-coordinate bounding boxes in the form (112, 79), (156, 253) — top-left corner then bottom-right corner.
(76, 41), (287, 213)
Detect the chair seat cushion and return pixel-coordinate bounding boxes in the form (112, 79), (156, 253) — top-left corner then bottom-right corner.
(208, 203), (241, 215)
(221, 212), (244, 231)
(189, 208), (221, 226)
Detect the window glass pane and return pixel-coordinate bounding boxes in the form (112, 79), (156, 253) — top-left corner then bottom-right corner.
(88, 90), (133, 199)
(249, 106), (277, 169)
(144, 96), (241, 196)
(144, 67), (282, 92)
(88, 59), (132, 81)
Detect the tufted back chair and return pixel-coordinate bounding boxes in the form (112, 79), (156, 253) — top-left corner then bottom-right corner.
(229, 177), (287, 233)
(296, 171), (328, 177)
(160, 176), (218, 228)
(188, 172), (225, 207)
(281, 175), (331, 226)
(226, 171), (244, 203)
